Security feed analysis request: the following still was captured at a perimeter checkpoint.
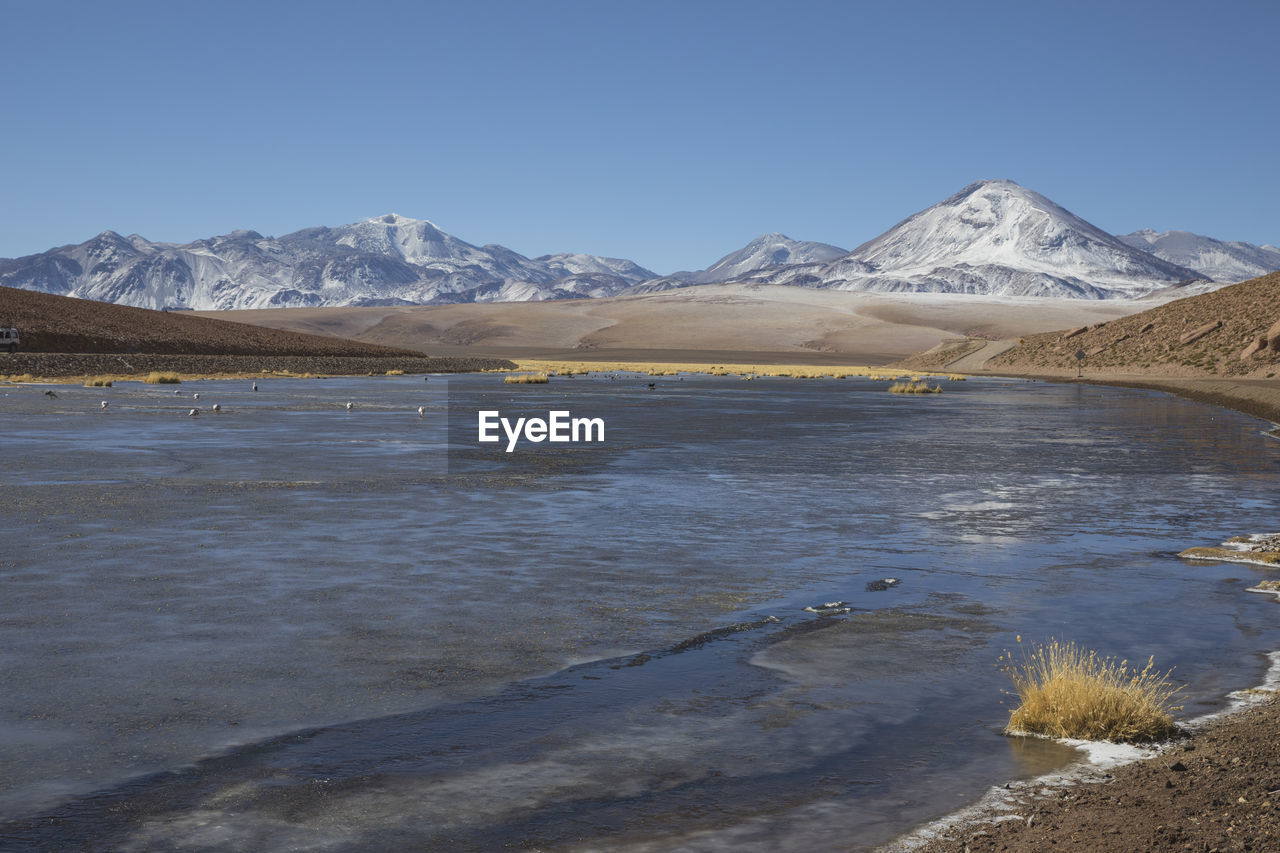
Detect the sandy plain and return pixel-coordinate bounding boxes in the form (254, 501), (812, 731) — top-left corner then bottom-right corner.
(196, 284), (1145, 366)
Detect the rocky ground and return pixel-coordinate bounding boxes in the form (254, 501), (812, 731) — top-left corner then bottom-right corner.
(988, 272), (1280, 379)
(903, 695), (1280, 852)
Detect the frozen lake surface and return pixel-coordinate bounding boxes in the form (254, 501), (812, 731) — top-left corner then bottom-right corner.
(2, 372), (1279, 851)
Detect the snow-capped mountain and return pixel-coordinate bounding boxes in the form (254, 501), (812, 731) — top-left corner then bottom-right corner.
(1116, 229), (1280, 284)
(690, 233), (848, 284)
(743, 180), (1206, 298)
(0, 214), (656, 310)
(2, 183), (1253, 310)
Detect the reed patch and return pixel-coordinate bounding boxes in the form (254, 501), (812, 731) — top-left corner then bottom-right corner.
(144, 372), (182, 384)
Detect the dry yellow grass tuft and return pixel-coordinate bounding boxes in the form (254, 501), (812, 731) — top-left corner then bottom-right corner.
(1002, 639), (1182, 743)
(83, 376), (114, 387)
(144, 371), (182, 384)
(888, 379), (942, 394)
(504, 372), (549, 384)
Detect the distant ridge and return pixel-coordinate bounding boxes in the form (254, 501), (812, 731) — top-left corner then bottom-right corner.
(0, 215), (657, 311)
(690, 233), (848, 284)
(1117, 229), (1280, 284)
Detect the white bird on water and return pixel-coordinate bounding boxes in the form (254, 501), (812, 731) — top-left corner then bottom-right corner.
(252, 382), (258, 391)
(346, 402), (354, 411)
(188, 408), (200, 417)
(417, 406), (425, 418)
(212, 403), (221, 412)
(100, 401), (108, 409)
(193, 392), (200, 400)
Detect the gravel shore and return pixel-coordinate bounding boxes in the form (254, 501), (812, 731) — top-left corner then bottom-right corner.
(0, 352), (514, 379)
(900, 693), (1280, 852)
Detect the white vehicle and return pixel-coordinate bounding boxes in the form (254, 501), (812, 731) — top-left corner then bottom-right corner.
(0, 328), (18, 353)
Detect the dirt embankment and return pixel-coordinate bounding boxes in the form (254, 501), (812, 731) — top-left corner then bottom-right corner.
(0, 286), (515, 375)
(0, 285), (423, 357)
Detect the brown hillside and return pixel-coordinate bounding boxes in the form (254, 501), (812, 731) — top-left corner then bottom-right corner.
(989, 272), (1280, 378)
(0, 286), (423, 357)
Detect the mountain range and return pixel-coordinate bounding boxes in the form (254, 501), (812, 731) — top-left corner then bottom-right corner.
(2, 181), (1276, 310)
(1115, 229), (1280, 285)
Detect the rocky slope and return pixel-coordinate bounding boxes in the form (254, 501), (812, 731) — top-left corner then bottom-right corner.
(988, 271), (1280, 378)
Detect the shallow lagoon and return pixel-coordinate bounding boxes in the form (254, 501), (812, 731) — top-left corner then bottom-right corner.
(2, 373), (1279, 850)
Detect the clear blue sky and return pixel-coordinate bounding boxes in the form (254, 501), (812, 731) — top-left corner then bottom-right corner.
(3, 0), (1277, 274)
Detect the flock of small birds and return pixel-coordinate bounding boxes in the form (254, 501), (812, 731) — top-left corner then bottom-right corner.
(43, 373), (666, 419)
(65, 381), (432, 418)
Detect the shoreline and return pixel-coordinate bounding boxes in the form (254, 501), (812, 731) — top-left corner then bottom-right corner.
(0, 352), (516, 381)
(986, 370), (1280, 429)
(880, 368), (1280, 850)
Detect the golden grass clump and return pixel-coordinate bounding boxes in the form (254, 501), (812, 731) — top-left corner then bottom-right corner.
(947, 374), (968, 381)
(385, 369), (405, 375)
(888, 379), (942, 394)
(84, 377), (114, 387)
(504, 372), (549, 384)
(144, 372), (182, 384)
(1002, 639), (1182, 743)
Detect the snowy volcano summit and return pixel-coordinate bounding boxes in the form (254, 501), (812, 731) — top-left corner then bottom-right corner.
(745, 179), (1206, 298)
